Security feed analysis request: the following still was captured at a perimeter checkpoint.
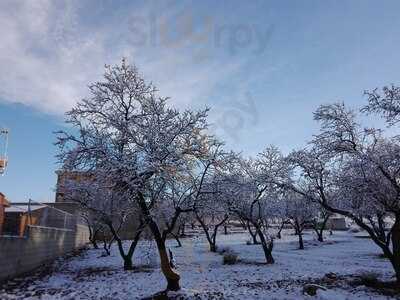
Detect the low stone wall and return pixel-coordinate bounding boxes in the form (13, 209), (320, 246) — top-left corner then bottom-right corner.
(0, 224), (89, 282)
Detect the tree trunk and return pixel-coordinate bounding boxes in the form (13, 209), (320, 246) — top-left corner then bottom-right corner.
(197, 219), (214, 252)
(209, 242), (217, 252)
(314, 214), (330, 242)
(391, 216), (400, 283)
(158, 240), (180, 290)
(298, 232), (304, 250)
(196, 213), (228, 253)
(106, 221), (142, 270)
(256, 227), (274, 264)
(91, 238), (99, 249)
(172, 233), (182, 247)
(206, 236), (216, 252)
(224, 225), (228, 235)
(276, 220), (286, 239)
(180, 223), (185, 236)
(102, 239), (111, 256)
(147, 216), (180, 290)
(317, 231), (323, 242)
(252, 234), (259, 244)
(260, 241), (274, 264)
(123, 258), (133, 270)
(169, 249), (175, 268)
(155, 236), (180, 290)
(294, 227), (299, 235)
(247, 221), (259, 244)
(137, 192), (180, 291)
(88, 225), (100, 249)
(123, 228), (142, 270)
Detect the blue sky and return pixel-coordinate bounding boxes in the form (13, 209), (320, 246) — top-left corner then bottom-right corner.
(0, 0), (399, 201)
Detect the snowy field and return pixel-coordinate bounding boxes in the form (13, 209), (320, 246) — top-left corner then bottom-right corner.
(0, 230), (397, 300)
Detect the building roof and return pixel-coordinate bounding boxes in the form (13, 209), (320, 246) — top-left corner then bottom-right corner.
(5, 204), (46, 213)
(0, 192), (10, 207)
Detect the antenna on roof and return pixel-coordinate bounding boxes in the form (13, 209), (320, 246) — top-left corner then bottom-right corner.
(0, 128), (9, 176)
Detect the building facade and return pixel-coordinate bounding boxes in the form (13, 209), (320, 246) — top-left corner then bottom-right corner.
(0, 193), (10, 235)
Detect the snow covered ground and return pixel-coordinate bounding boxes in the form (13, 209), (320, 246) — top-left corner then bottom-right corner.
(0, 229), (397, 299)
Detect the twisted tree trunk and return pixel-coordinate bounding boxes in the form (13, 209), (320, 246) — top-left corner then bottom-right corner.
(150, 220), (180, 291)
(138, 192), (181, 291)
(255, 226), (274, 264)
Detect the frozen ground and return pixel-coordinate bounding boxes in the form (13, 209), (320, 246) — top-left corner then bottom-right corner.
(0, 229), (398, 299)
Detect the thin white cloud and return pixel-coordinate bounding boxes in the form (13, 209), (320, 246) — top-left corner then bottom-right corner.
(0, 0), (105, 113)
(0, 0), (251, 116)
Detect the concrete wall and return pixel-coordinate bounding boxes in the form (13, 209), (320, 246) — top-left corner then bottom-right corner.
(327, 217), (348, 230)
(0, 224), (89, 282)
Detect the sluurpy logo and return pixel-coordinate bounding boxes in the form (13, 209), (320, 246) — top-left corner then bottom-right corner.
(211, 92), (259, 142)
(127, 8), (274, 62)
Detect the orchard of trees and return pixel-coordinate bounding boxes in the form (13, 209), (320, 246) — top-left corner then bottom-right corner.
(56, 60), (400, 292)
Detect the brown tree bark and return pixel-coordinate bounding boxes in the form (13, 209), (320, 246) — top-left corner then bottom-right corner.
(138, 192), (181, 291)
(150, 220), (180, 291)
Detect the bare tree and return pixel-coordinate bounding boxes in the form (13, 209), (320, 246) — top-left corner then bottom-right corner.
(81, 211), (103, 249)
(224, 147), (291, 264)
(309, 206), (331, 242)
(283, 192), (315, 249)
(56, 59), (218, 291)
(363, 85), (400, 125)
(228, 183), (276, 263)
(195, 189), (229, 252)
(289, 102), (400, 282)
(64, 175), (144, 269)
(245, 218), (260, 244)
(192, 147), (232, 252)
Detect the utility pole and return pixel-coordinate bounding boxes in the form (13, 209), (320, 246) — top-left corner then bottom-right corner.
(0, 128), (9, 175)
